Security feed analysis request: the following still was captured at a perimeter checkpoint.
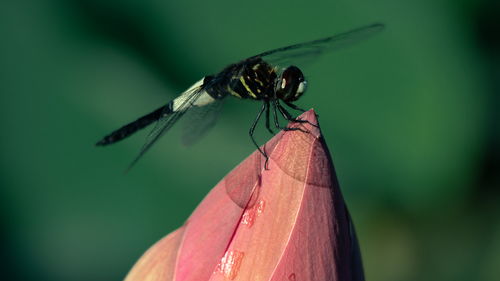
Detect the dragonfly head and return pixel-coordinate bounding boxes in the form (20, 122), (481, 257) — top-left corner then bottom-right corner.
(275, 66), (307, 102)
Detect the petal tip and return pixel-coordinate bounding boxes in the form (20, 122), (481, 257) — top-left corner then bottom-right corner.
(288, 109), (321, 139)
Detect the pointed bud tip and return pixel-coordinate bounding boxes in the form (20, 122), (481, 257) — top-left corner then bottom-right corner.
(289, 109), (321, 139)
(123, 108), (364, 281)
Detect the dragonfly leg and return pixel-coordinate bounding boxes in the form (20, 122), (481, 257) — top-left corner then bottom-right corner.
(284, 101), (307, 112)
(274, 100), (308, 132)
(264, 101), (274, 134)
(272, 100), (282, 129)
(284, 101), (320, 120)
(272, 100), (298, 132)
(249, 102), (269, 169)
(278, 101), (318, 128)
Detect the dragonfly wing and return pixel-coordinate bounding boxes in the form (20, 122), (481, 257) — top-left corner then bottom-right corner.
(181, 98), (225, 146)
(252, 23), (384, 67)
(126, 86), (206, 170)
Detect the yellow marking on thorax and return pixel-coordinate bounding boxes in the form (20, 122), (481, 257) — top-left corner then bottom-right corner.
(239, 76), (257, 98)
(226, 85), (242, 98)
(254, 78), (264, 86)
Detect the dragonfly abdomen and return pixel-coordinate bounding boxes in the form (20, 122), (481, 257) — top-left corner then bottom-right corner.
(95, 105), (167, 146)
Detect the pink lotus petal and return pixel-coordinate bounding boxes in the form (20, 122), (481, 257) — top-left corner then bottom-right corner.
(124, 109), (363, 281)
(125, 227), (185, 281)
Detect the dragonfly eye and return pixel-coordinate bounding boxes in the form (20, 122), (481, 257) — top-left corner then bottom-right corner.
(276, 66), (306, 102)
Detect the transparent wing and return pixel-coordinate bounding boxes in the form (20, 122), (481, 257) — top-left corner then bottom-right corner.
(126, 86), (205, 170)
(181, 99), (225, 146)
(251, 23), (384, 67)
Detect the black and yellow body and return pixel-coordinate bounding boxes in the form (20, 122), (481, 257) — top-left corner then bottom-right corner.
(205, 58), (277, 101)
(95, 23), (384, 168)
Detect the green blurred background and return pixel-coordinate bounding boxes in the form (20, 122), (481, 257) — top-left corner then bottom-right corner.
(1, 0), (499, 280)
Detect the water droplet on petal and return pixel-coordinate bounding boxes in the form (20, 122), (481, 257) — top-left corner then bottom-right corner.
(256, 199), (265, 214)
(241, 199), (266, 227)
(214, 250), (245, 280)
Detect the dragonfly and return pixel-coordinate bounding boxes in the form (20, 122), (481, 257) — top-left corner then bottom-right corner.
(96, 23), (384, 169)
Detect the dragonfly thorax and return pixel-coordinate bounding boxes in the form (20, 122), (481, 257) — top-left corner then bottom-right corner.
(210, 59), (277, 101)
(275, 66), (307, 102)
